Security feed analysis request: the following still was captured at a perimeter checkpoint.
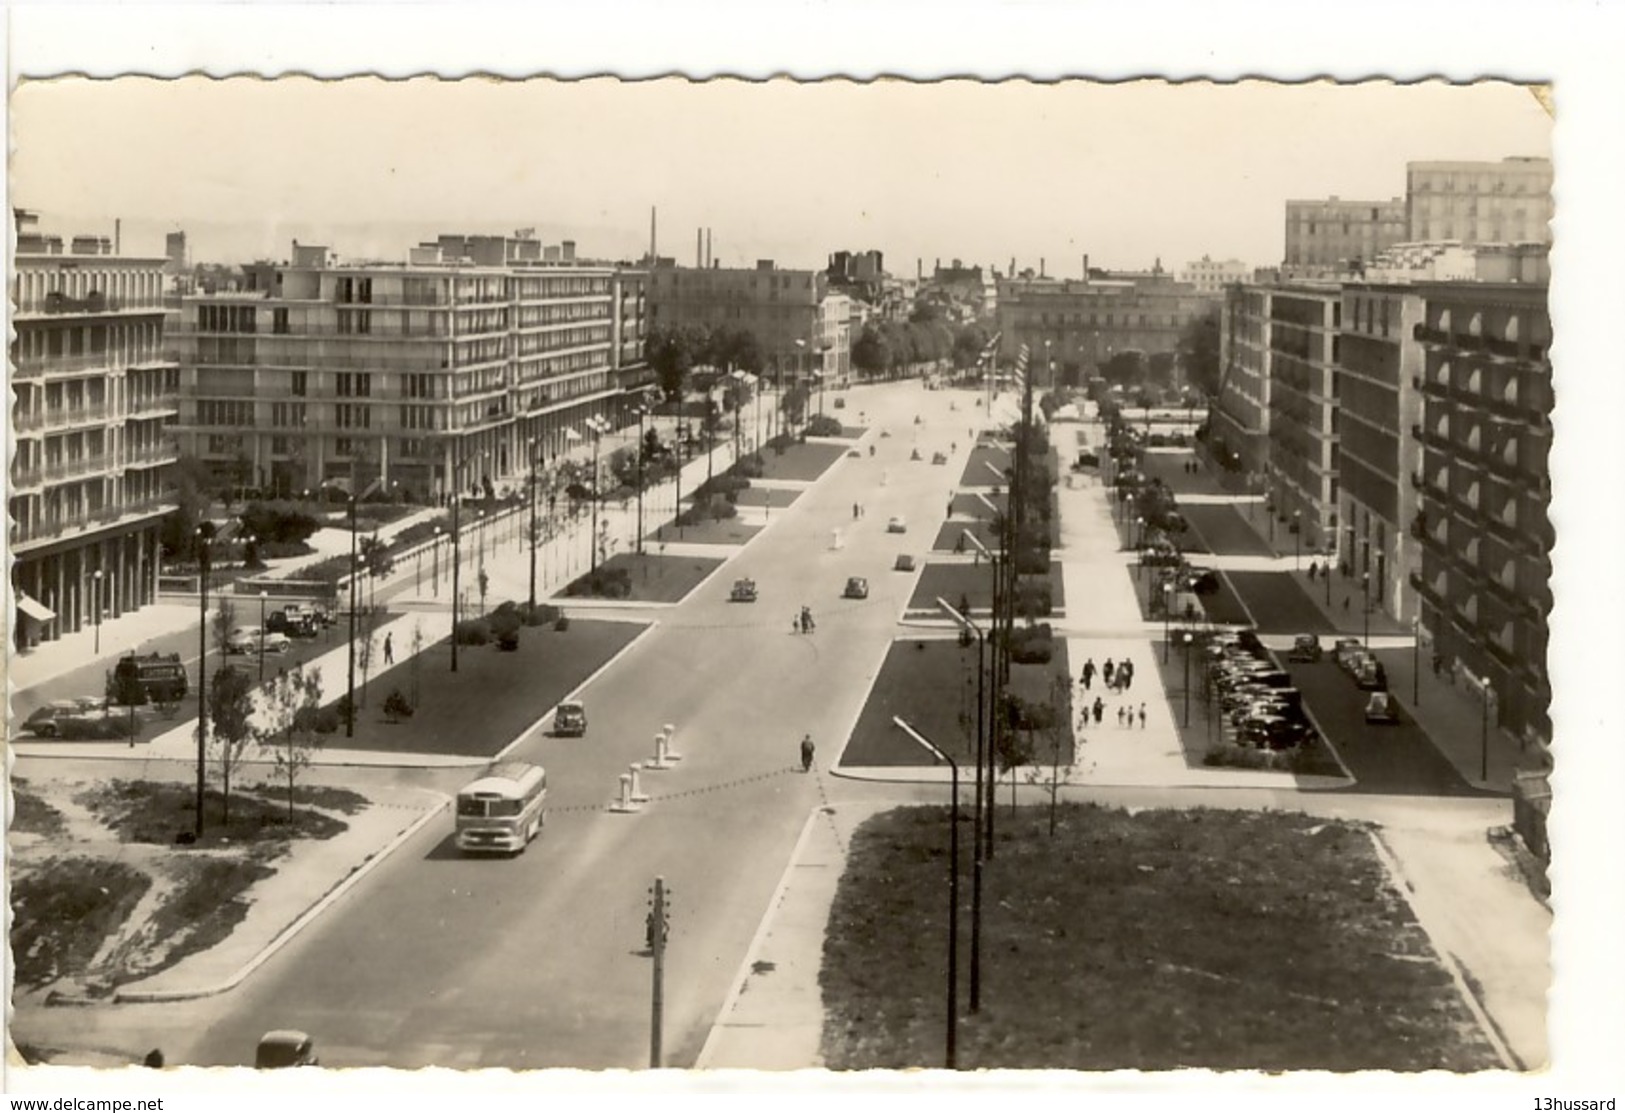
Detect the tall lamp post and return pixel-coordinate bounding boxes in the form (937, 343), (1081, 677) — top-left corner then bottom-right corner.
(345, 495), (359, 737)
(1361, 572), (1371, 648)
(528, 441), (542, 611)
(961, 530), (1001, 860)
(1412, 617), (1422, 706)
(1181, 629), (1194, 726)
(258, 589), (268, 682)
(1293, 510), (1302, 571)
(432, 526), (442, 597)
(92, 568), (103, 654)
(1481, 682), (1494, 781)
(794, 339), (807, 434)
(1162, 581), (1173, 663)
(194, 524), (214, 839)
(939, 592), (986, 1014)
(633, 399), (651, 554)
(892, 716), (960, 1071)
(585, 415), (611, 573)
(450, 492), (462, 673)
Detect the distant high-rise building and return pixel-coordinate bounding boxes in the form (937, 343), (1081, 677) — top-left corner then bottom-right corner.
(1283, 197), (1406, 272)
(164, 231), (188, 272)
(1404, 157), (1553, 246)
(10, 221), (180, 650)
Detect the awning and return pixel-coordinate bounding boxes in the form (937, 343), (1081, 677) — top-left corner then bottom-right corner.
(17, 594), (55, 623)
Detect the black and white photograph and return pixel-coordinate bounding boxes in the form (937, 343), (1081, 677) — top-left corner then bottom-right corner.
(4, 2), (1622, 1104)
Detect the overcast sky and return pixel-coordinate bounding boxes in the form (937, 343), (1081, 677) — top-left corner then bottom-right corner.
(12, 77), (1551, 273)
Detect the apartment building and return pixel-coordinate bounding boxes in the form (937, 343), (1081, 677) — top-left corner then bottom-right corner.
(1410, 282), (1552, 747)
(1405, 157), (1553, 247)
(1283, 197), (1406, 272)
(647, 261), (851, 386)
(173, 238), (645, 500)
(1213, 283), (1271, 477)
(995, 270), (1209, 387)
(1261, 284), (1343, 551)
(10, 229), (180, 649)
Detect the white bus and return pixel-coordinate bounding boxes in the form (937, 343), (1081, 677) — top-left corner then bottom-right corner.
(455, 761), (548, 855)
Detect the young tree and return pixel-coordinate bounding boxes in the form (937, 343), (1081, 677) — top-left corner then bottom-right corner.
(1025, 674), (1074, 838)
(207, 663), (257, 826)
(257, 664), (324, 825)
(355, 612), (377, 708)
(409, 620), (424, 708)
(212, 597), (239, 661)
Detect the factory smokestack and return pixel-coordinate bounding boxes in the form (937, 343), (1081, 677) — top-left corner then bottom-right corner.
(697, 229), (703, 268)
(650, 207), (657, 262)
(706, 228), (713, 268)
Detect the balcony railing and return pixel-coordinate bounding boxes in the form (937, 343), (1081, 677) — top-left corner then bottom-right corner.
(9, 495), (176, 546)
(12, 351), (116, 377)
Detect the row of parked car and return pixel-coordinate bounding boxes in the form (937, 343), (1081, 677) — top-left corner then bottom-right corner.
(226, 603), (338, 656)
(1288, 633), (1398, 724)
(1204, 630), (1317, 751)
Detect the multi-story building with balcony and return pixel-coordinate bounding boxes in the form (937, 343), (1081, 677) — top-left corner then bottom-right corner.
(172, 239), (645, 500)
(10, 229), (180, 649)
(1261, 284), (1343, 552)
(1213, 283), (1272, 478)
(1405, 157), (1553, 247)
(1336, 283), (1427, 621)
(1409, 283), (1552, 748)
(647, 261), (850, 387)
(995, 270), (1209, 387)
(1284, 197), (1406, 274)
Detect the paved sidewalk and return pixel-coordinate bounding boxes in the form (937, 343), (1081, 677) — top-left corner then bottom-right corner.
(8, 603), (201, 693)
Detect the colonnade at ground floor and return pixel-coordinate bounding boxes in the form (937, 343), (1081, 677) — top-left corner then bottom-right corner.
(11, 520), (163, 651)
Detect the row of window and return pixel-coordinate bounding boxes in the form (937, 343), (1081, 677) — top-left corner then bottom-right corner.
(12, 266), (166, 313)
(197, 304), (258, 334)
(14, 319), (167, 365)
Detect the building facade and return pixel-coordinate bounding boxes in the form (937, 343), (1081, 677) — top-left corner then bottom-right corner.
(173, 243), (641, 500)
(1179, 255), (1250, 296)
(1405, 158), (1553, 247)
(1283, 197), (1406, 270)
(995, 272), (1209, 386)
(1410, 283), (1552, 748)
(646, 261), (840, 386)
(1213, 283), (1271, 477)
(10, 233), (180, 649)
(1336, 283), (1427, 620)
(1261, 285), (1343, 551)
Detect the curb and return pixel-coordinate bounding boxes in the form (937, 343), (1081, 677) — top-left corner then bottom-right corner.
(695, 804), (826, 1069)
(112, 788), (452, 1004)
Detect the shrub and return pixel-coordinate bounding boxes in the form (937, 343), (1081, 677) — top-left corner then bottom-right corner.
(454, 618), (492, 646)
(256, 540), (313, 560)
(54, 715), (130, 741)
(1007, 622), (1055, 665)
(519, 602), (561, 626)
(805, 414), (844, 437)
(734, 453), (765, 479)
(554, 615), (571, 632)
(490, 607), (522, 651)
(310, 706), (343, 734)
(1016, 577), (1054, 618)
(239, 500), (323, 545)
(566, 567), (632, 599)
(383, 689), (415, 723)
(1015, 545), (1050, 576)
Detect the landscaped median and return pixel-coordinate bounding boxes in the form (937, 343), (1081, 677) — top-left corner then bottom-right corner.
(819, 803), (1502, 1070)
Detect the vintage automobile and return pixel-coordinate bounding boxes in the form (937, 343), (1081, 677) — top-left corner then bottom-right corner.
(1363, 691), (1399, 724)
(893, 553), (917, 572)
(227, 626), (291, 656)
(729, 578), (758, 603)
(887, 516), (907, 534)
(255, 1030), (319, 1069)
(843, 576), (870, 600)
(553, 700), (588, 737)
(931, 452), (949, 465)
(1287, 633), (1323, 663)
(267, 608), (319, 638)
(22, 700), (84, 738)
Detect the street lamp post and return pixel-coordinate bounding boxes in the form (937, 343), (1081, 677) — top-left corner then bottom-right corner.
(1481, 683), (1493, 781)
(1413, 617), (1422, 707)
(585, 416), (611, 573)
(451, 493), (462, 673)
(939, 591), (986, 1014)
(961, 530), (1001, 860)
(432, 527), (442, 597)
(892, 716), (960, 1071)
(195, 525), (213, 839)
(1361, 572), (1371, 648)
(1182, 629), (1194, 727)
(346, 496), (358, 737)
(528, 443), (541, 611)
(258, 589), (268, 682)
(1162, 581), (1173, 663)
(92, 568), (103, 654)
(1293, 510), (1302, 571)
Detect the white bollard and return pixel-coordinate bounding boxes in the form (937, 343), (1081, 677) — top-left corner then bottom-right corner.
(609, 773), (642, 814)
(628, 763), (651, 804)
(647, 731), (673, 770)
(663, 722), (683, 761)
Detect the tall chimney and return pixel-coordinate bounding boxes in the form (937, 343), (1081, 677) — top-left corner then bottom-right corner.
(1084, 253), (1090, 281)
(1040, 257), (1046, 278)
(114, 219), (121, 255)
(1010, 256), (1015, 277)
(650, 207), (657, 261)
(706, 228), (713, 269)
(917, 258), (922, 280)
(697, 228), (703, 268)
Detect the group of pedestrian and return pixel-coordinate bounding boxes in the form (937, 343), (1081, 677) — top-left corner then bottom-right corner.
(1115, 703), (1148, 729)
(1077, 693), (1148, 731)
(852, 502), (866, 520)
(1079, 656), (1135, 693)
(794, 605), (816, 634)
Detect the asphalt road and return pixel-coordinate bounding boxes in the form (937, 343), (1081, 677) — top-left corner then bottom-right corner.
(132, 379), (977, 1069)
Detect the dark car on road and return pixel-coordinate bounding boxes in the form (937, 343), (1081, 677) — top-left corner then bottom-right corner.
(843, 576), (869, 600)
(267, 608), (318, 638)
(1355, 658), (1389, 692)
(1287, 634), (1323, 663)
(1333, 638), (1365, 671)
(1363, 691), (1399, 724)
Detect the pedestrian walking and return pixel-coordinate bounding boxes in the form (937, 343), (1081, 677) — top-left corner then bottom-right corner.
(1102, 659), (1116, 688)
(853, 502), (860, 520)
(1117, 706), (1126, 727)
(1092, 697), (1104, 725)
(800, 733), (816, 772)
(1432, 651), (1444, 677)
(1343, 596), (1351, 613)
(1138, 703), (1147, 729)
(1308, 560), (1319, 580)
(383, 632), (394, 664)
(1081, 657), (1096, 691)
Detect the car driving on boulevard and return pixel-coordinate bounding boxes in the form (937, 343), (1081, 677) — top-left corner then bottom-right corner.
(227, 626), (291, 655)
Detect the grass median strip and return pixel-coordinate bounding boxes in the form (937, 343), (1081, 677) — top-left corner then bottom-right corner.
(820, 803), (1498, 1071)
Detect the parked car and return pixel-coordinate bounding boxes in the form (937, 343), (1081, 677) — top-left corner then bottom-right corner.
(729, 578), (758, 603)
(1240, 715), (1312, 751)
(887, 516), (907, 534)
(1287, 633), (1323, 663)
(227, 626), (291, 656)
(893, 554), (917, 572)
(931, 452), (948, 465)
(553, 700), (588, 737)
(1363, 691), (1399, 724)
(1355, 658), (1389, 692)
(22, 700), (83, 738)
(255, 1031), (319, 1069)
(843, 576), (869, 600)
(1333, 638), (1365, 671)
